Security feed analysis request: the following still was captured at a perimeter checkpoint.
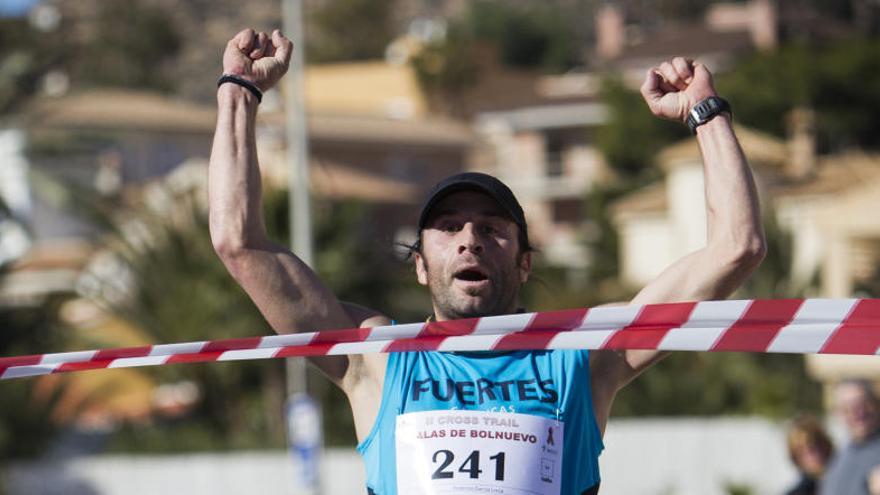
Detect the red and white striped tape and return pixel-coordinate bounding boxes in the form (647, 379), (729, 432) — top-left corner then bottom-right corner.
(3, 298), (880, 381)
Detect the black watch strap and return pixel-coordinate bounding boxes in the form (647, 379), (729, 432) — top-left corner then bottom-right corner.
(217, 74), (263, 103)
(686, 96), (731, 134)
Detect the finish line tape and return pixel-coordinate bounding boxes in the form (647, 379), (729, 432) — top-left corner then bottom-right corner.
(3, 298), (880, 381)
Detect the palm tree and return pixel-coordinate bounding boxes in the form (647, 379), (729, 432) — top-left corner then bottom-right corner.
(73, 166), (288, 450)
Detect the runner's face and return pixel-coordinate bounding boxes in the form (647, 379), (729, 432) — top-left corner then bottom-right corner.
(793, 442), (827, 476)
(836, 383), (880, 442)
(416, 191), (530, 320)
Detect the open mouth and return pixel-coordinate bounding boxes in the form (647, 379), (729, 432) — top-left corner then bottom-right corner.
(454, 268), (489, 283)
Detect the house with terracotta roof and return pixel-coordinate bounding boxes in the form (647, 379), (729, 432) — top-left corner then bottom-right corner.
(0, 56), (478, 303)
(0, 58), (480, 432)
(594, 0), (860, 88)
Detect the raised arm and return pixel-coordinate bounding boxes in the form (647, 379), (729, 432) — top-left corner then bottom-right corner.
(209, 29), (389, 386)
(591, 58), (766, 432)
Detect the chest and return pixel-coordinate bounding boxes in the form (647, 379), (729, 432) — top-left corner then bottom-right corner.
(396, 352), (581, 419)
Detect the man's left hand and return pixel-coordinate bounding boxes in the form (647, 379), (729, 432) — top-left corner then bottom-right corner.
(640, 57), (718, 123)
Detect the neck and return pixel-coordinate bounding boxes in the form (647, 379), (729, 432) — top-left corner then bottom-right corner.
(431, 305), (523, 322)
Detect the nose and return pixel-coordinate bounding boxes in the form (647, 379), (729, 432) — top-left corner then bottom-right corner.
(457, 222), (483, 254)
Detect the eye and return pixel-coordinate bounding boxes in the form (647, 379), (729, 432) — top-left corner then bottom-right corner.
(480, 224), (498, 235)
(439, 220), (462, 233)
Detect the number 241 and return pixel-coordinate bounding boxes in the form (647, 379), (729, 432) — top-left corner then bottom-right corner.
(431, 450), (505, 481)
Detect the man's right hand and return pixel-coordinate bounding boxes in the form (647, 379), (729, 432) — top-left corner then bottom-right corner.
(222, 28), (293, 92)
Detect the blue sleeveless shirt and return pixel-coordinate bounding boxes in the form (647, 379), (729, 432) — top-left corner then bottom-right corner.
(357, 350), (604, 494)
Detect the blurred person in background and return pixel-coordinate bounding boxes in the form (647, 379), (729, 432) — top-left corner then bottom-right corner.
(785, 414), (834, 495)
(209, 28), (766, 495)
(820, 380), (880, 495)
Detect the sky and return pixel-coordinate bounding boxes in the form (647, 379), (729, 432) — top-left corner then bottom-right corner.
(0, 0), (39, 18)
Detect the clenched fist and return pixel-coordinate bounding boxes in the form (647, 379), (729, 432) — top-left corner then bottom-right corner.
(640, 57), (719, 124)
(222, 28), (293, 92)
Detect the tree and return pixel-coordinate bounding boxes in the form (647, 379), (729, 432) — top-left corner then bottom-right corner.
(596, 77), (689, 178)
(716, 38), (880, 152)
(465, 0), (579, 72)
(409, 25), (481, 117)
(307, 0), (395, 63)
(71, 0), (181, 91)
(96, 189), (289, 450)
(0, 16), (59, 114)
(1, 0), (182, 113)
(613, 349), (823, 418)
(0, 297), (67, 460)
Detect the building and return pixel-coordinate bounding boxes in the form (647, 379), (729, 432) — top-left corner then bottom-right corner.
(594, 0), (862, 87)
(610, 124), (787, 288)
(473, 75), (611, 269)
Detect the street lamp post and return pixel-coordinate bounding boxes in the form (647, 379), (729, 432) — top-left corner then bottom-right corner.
(281, 0), (312, 399)
(282, 1), (320, 494)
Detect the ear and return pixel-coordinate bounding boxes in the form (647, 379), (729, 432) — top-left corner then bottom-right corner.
(519, 251), (532, 284)
(415, 252), (429, 286)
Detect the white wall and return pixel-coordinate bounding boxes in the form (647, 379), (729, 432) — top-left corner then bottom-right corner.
(616, 161), (710, 287)
(775, 197), (827, 290)
(4, 418), (804, 495)
(666, 162), (707, 256)
(0, 129), (33, 218)
(5, 450), (365, 495)
(601, 418), (797, 495)
(619, 214), (675, 286)
(0, 128), (33, 265)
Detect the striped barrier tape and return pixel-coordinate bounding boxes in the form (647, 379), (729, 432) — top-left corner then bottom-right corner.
(2, 298), (880, 381)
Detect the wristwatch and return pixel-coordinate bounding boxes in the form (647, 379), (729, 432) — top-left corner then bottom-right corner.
(686, 96), (731, 134)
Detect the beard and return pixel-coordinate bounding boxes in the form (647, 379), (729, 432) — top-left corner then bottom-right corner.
(424, 257), (522, 320)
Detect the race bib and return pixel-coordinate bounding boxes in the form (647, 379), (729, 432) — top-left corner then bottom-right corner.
(396, 410), (564, 495)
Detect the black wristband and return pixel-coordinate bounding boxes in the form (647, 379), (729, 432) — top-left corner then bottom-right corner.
(217, 74), (263, 103)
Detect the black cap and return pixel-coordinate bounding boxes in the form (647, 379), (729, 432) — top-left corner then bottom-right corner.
(417, 172), (529, 246)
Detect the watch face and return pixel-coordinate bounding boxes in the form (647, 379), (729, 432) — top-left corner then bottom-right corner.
(687, 97), (730, 133)
(696, 98), (719, 118)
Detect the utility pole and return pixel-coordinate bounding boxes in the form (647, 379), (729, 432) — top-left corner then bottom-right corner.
(281, 2), (321, 494)
(282, 0), (312, 398)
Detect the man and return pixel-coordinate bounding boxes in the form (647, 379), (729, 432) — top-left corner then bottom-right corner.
(820, 380), (880, 495)
(209, 29), (765, 494)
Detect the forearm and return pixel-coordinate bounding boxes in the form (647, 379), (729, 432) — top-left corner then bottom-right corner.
(208, 84), (269, 253)
(697, 114), (765, 262)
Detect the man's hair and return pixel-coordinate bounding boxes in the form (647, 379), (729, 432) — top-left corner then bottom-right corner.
(786, 413), (834, 467)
